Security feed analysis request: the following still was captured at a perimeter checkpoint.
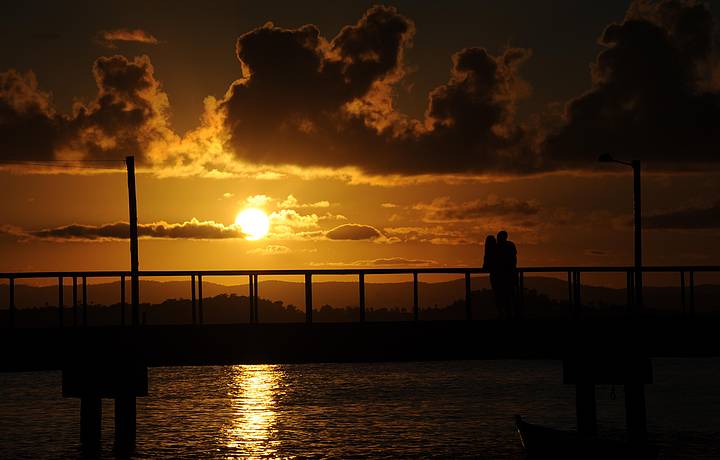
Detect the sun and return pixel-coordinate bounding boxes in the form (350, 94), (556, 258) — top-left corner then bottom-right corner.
(235, 208), (270, 240)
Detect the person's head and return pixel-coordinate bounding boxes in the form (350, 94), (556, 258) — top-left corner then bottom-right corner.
(497, 230), (508, 243)
(485, 235), (496, 248)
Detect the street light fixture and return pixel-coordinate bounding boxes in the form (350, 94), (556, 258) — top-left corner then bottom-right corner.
(598, 154), (643, 310)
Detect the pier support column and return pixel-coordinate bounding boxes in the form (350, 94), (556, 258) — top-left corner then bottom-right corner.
(115, 396), (137, 450)
(80, 396), (102, 447)
(63, 360), (147, 452)
(624, 382), (647, 444)
(575, 383), (596, 436)
(564, 357), (651, 441)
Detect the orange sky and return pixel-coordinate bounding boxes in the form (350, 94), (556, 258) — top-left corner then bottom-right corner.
(1, 1), (720, 275)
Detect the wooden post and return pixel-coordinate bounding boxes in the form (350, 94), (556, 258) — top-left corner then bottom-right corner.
(576, 383), (597, 436)
(126, 156), (140, 326)
(82, 276), (88, 327)
(359, 273), (366, 322)
(191, 274), (197, 325)
(198, 274), (204, 324)
(120, 275), (126, 326)
(305, 273), (313, 323)
(72, 276), (78, 327)
(465, 272), (472, 321)
(8, 278), (15, 328)
(58, 276), (64, 327)
(413, 272), (419, 321)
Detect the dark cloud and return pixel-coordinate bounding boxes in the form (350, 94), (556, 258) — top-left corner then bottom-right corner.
(645, 201), (720, 229)
(218, 5), (535, 175)
(96, 29), (159, 49)
(22, 219), (242, 241)
(544, 0), (720, 169)
(415, 196), (540, 222)
(0, 55), (173, 164)
(0, 70), (58, 160)
(325, 224), (382, 240)
(5, 2), (720, 178)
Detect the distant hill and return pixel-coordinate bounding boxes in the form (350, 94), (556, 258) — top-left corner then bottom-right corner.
(2, 276), (717, 314)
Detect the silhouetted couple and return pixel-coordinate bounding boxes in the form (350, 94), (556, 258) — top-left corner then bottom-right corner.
(483, 230), (519, 319)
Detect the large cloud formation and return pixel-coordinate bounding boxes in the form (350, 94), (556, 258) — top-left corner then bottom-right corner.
(545, 0), (720, 168)
(0, 55), (175, 164)
(218, 5), (534, 174)
(2, 1), (720, 178)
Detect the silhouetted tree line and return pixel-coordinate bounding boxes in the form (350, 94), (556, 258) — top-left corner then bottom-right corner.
(0, 287), (714, 328)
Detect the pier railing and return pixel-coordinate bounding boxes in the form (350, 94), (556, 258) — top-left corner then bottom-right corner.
(1, 266), (719, 327)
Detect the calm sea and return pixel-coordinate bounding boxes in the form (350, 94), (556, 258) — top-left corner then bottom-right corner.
(0, 359), (718, 459)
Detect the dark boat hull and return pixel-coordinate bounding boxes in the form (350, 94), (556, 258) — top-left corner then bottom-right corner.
(514, 416), (657, 459)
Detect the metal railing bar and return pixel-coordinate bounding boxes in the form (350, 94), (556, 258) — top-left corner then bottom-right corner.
(2, 265), (720, 279)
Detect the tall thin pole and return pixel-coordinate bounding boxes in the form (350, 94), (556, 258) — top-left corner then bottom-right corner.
(126, 156), (140, 326)
(633, 160), (642, 310)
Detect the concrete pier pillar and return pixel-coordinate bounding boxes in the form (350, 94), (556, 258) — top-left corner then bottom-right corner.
(80, 396), (102, 446)
(575, 383), (597, 436)
(564, 356), (651, 441)
(624, 382), (647, 444)
(115, 396), (137, 450)
(63, 360), (147, 450)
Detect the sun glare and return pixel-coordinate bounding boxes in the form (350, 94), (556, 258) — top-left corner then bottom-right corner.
(235, 208), (270, 240)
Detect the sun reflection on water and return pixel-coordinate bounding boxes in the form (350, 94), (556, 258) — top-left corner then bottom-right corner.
(224, 364), (282, 458)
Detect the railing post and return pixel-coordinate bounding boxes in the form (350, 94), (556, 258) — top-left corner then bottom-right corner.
(359, 273), (366, 322)
(120, 275), (126, 326)
(689, 271), (695, 314)
(567, 271), (573, 314)
(72, 276), (78, 327)
(626, 270), (634, 312)
(191, 274), (197, 325)
(465, 272), (472, 321)
(517, 270), (524, 318)
(253, 274), (259, 323)
(574, 271), (582, 313)
(198, 274), (204, 325)
(82, 276), (88, 327)
(58, 276), (64, 328)
(680, 271), (685, 316)
(8, 278), (15, 329)
(305, 273), (313, 323)
(413, 272), (419, 321)
(248, 274), (254, 323)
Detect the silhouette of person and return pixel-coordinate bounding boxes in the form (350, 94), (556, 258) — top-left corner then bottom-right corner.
(495, 230), (518, 319)
(482, 235), (503, 318)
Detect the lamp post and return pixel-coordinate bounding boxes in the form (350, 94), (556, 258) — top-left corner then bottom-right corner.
(598, 154), (642, 310)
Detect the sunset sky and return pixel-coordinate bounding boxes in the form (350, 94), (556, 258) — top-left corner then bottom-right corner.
(1, 0), (720, 274)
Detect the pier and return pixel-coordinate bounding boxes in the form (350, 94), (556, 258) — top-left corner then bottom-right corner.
(1, 265), (719, 451)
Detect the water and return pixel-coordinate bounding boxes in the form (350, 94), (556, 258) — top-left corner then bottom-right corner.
(0, 359), (718, 458)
